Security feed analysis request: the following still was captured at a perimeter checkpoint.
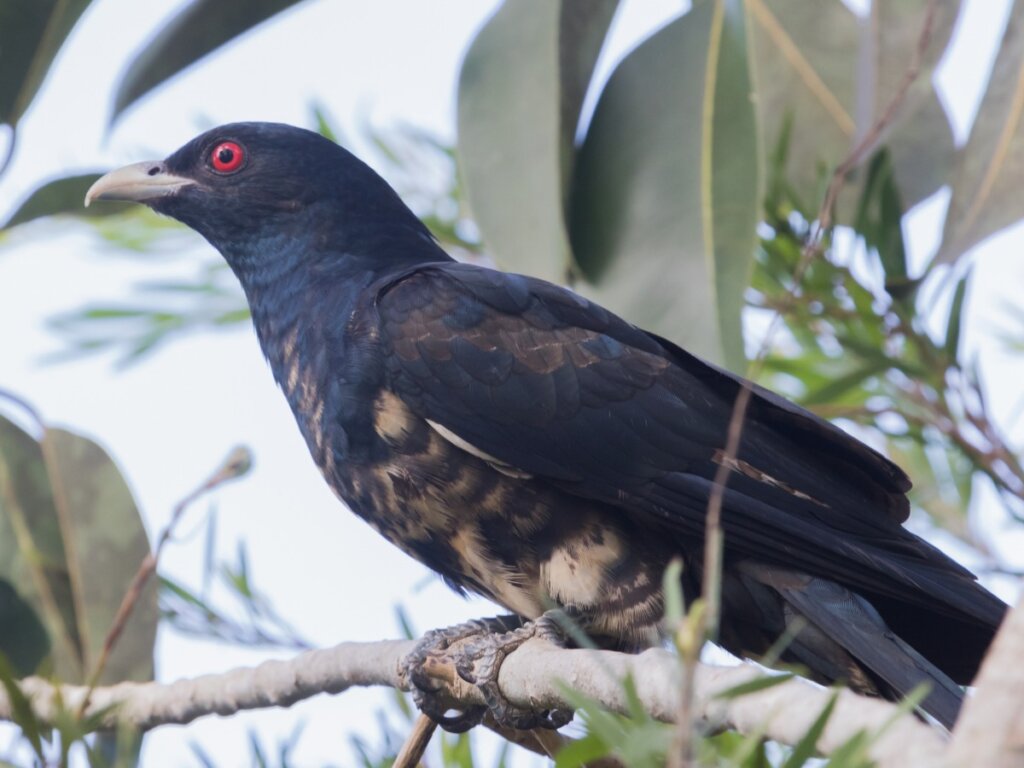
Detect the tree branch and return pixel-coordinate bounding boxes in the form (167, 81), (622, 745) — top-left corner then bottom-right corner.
(1, 638), (946, 767)
(947, 595), (1024, 766)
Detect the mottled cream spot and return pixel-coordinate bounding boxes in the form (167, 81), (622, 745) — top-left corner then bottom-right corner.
(310, 399), (325, 450)
(541, 525), (624, 608)
(451, 526), (539, 617)
(286, 362), (300, 394)
(427, 462), (478, 503)
(298, 371), (319, 414)
(374, 391), (415, 442)
(280, 327), (300, 394)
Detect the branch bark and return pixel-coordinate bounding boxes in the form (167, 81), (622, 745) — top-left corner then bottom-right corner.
(0, 637), (947, 767)
(946, 595), (1024, 767)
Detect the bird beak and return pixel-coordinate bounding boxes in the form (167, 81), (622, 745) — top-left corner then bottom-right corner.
(84, 161), (195, 207)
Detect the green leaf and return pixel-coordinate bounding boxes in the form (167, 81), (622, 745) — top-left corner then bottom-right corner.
(556, 676), (674, 768)
(825, 685), (929, 768)
(439, 731), (474, 768)
(714, 671), (795, 700)
(747, 0), (858, 211)
(43, 428), (157, 683)
(86, 204), (188, 252)
(1, 174), (134, 230)
(870, 1), (960, 208)
(110, 0), (310, 125)
(557, 683), (626, 743)
(0, 580), (49, 676)
(0, 408), (157, 685)
(701, 730), (771, 767)
(800, 360), (890, 407)
(853, 150), (909, 293)
(782, 691), (837, 768)
(570, 1), (760, 371)
(887, 433), (973, 541)
(555, 734), (611, 768)
(249, 730), (269, 768)
(394, 604), (417, 641)
(944, 270), (970, 360)
(0, 413), (82, 679)
(213, 308), (252, 325)
(662, 558), (685, 628)
(0, 1), (94, 130)
(311, 102), (340, 144)
(749, 0), (956, 218)
(456, 0), (619, 283)
(0, 652), (44, 760)
(937, 5), (1024, 264)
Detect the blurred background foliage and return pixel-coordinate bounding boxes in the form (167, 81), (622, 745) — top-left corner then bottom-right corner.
(2, 0), (1024, 765)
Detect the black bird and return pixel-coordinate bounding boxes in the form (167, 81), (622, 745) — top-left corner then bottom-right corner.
(87, 122), (1006, 729)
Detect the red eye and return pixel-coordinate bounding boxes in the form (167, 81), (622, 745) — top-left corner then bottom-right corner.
(210, 141), (245, 173)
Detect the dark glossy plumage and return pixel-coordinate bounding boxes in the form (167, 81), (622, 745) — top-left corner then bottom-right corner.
(92, 122), (1007, 728)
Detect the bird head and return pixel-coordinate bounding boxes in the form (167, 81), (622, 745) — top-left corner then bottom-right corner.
(86, 122), (435, 276)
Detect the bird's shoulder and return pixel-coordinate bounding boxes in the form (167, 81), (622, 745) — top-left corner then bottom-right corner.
(368, 259), (664, 357)
(363, 261), (912, 524)
(367, 260), (673, 434)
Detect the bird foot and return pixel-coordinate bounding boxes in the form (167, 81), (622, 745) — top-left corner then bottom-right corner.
(399, 611), (574, 732)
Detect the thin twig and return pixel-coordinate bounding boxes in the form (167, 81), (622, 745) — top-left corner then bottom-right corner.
(74, 446), (252, 718)
(393, 713), (437, 768)
(681, 1), (940, 764)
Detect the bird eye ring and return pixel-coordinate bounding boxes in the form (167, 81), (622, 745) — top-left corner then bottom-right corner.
(210, 141), (245, 173)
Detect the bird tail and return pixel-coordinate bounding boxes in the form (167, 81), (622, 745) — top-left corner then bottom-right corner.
(777, 578), (965, 729)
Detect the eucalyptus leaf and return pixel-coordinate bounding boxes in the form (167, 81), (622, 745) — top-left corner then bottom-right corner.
(870, 1), (960, 208)
(944, 270), (970, 360)
(714, 671), (795, 700)
(0, 580), (49, 677)
(782, 691), (838, 768)
(0, 410), (156, 684)
(747, 0), (858, 210)
(0, 652), (44, 760)
(800, 361), (889, 407)
(457, 0), (619, 283)
(2, 174), (133, 230)
(749, 0), (956, 217)
(0, 1), (94, 129)
(852, 150), (910, 294)
(0, 414), (81, 680)
(45, 428), (157, 683)
(111, 0), (309, 125)
(554, 734), (611, 768)
(570, 1), (760, 371)
(886, 438), (970, 541)
(937, 5), (1024, 264)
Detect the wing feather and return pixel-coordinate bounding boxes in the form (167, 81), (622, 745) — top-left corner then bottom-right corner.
(372, 262), (1002, 625)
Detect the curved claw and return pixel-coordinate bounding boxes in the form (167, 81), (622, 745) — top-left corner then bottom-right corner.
(409, 685), (486, 733)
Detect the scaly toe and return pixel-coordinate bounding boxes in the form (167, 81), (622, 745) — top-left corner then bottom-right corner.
(400, 615), (528, 733)
(451, 609), (574, 731)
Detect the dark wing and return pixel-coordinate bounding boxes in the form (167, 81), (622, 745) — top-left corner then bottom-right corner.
(373, 262), (1000, 625)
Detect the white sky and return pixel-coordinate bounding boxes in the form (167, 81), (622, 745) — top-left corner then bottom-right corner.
(0, 1), (1022, 765)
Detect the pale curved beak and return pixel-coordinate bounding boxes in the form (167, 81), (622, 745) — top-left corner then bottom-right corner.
(84, 161), (195, 207)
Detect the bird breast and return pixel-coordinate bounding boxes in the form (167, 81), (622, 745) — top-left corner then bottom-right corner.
(317, 388), (671, 644)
